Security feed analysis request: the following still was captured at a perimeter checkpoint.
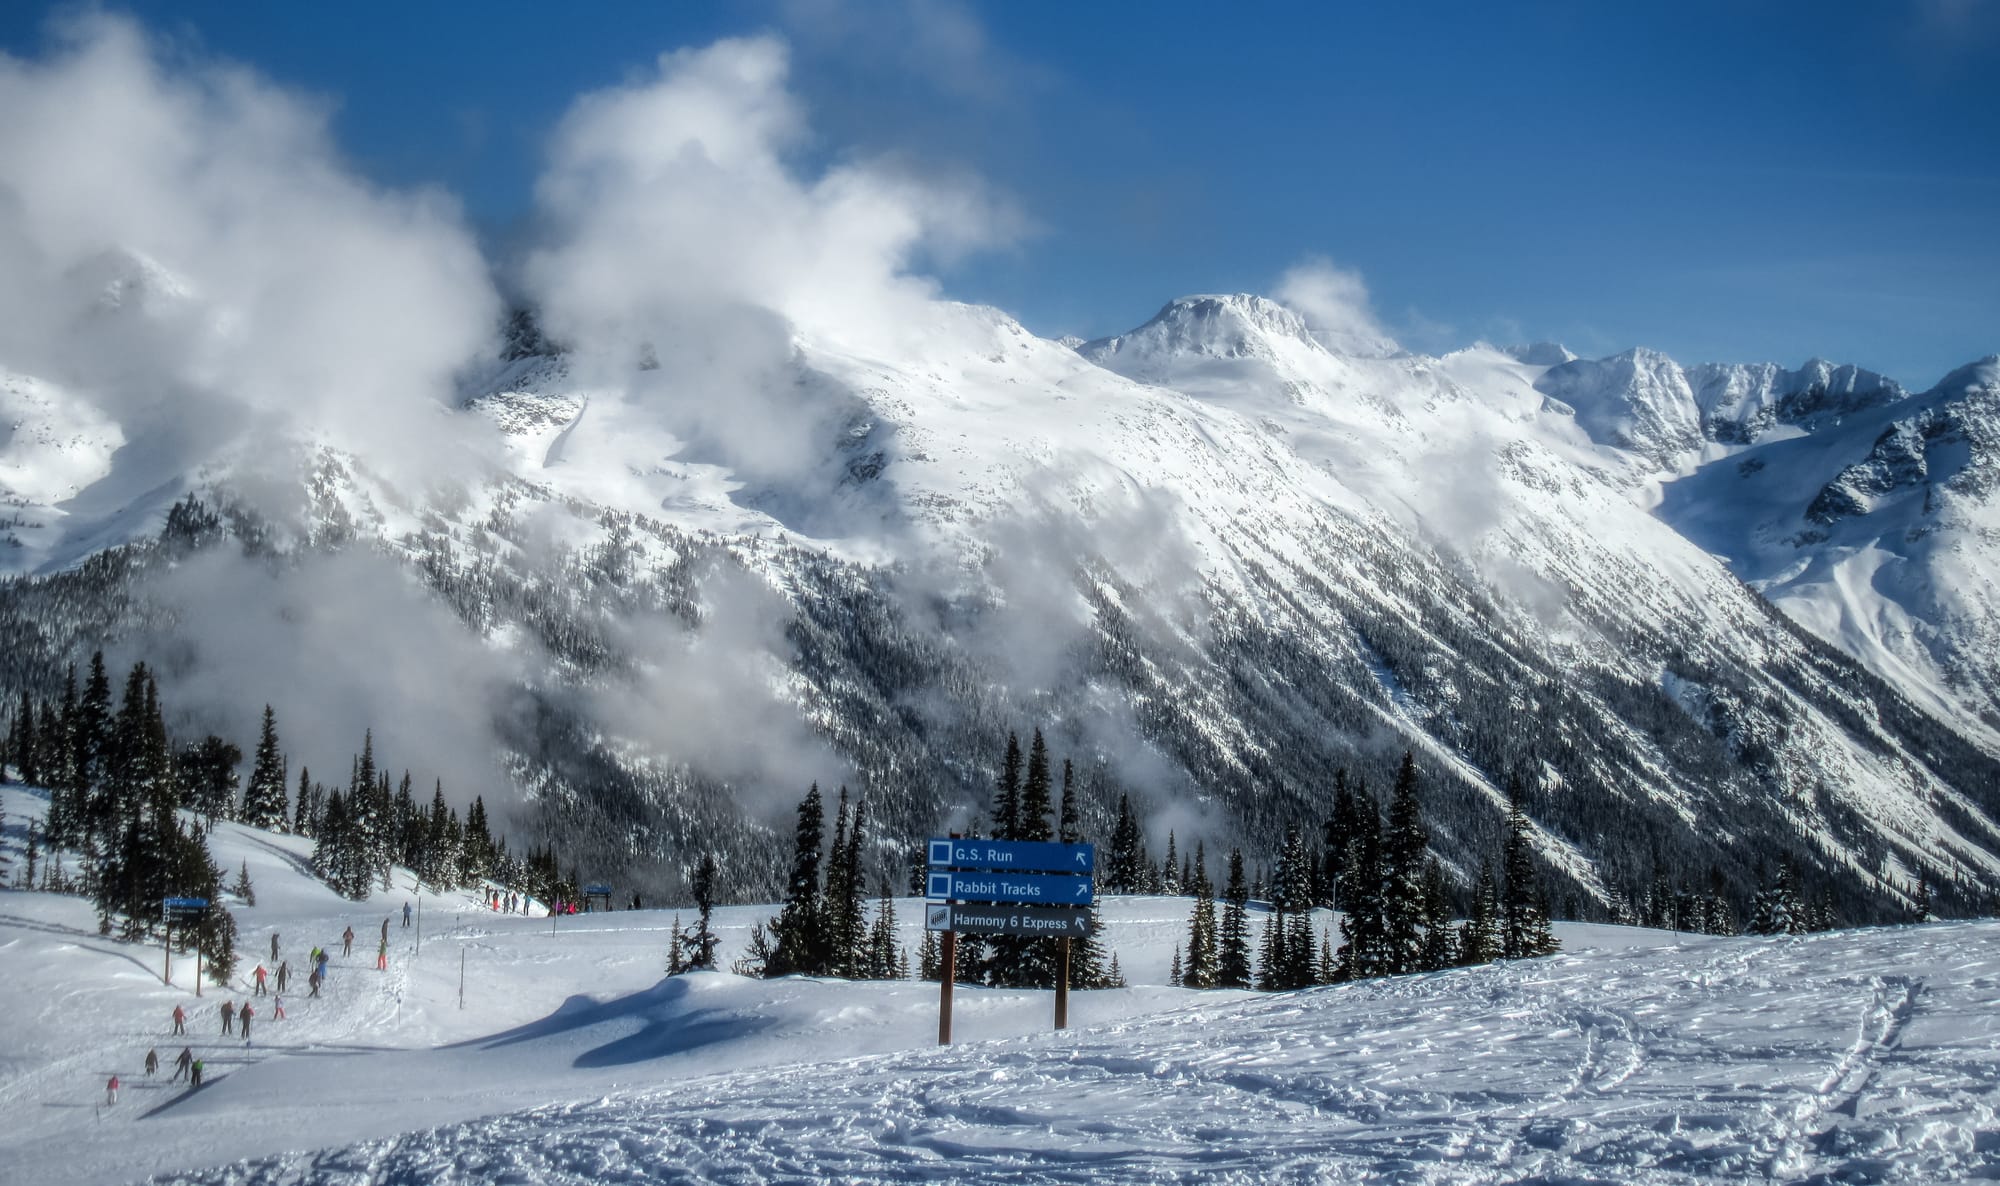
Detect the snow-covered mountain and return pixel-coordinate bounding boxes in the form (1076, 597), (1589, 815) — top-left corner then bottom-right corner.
(3, 267), (1999, 921)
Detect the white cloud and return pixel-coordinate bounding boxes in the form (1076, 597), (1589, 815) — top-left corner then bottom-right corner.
(1273, 256), (1400, 358)
(0, 12), (503, 482)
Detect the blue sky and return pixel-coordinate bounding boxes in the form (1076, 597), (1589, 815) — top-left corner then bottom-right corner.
(3, 1), (1995, 385)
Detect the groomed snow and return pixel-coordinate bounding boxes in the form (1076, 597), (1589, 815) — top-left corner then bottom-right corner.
(3, 786), (1997, 1185)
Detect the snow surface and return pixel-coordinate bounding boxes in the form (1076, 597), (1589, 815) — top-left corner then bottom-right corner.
(3, 786), (1998, 1185)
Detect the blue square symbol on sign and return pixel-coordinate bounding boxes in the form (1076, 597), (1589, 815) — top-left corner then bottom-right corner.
(928, 839), (952, 867)
(926, 872), (952, 900)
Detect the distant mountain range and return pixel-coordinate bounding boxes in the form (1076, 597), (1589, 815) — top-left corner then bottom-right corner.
(4, 259), (1998, 919)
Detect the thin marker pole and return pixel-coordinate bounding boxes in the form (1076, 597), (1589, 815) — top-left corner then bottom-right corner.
(458, 946), (466, 1010)
(1055, 937), (1070, 1031)
(938, 929), (956, 1046)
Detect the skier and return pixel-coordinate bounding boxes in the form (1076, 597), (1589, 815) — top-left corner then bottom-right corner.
(273, 994), (285, 1021)
(253, 964), (268, 996)
(402, 902), (412, 928)
(307, 969), (321, 998)
(105, 1074), (118, 1105)
(171, 1004), (185, 1035)
(172, 1046), (192, 1083)
(239, 1002), (254, 1042)
(144, 1049), (158, 1077)
(376, 937), (388, 971)
(276, 961), (289, 994)
(380, 917), (390, 946)
(316, 949), (330, 983)
(220, 1000), (235, 1035)
(341, 926), (354, 956)
(270, 932), (279, 963)
(190, 1059), (203, 1088)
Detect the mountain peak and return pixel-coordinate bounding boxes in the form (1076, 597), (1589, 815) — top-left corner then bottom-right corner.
(1929, 355), (2000, 396)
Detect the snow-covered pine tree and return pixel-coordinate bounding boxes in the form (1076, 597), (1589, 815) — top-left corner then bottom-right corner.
(240, 706), (288, 829)
(1284, 910), (1316, 988)
(1182, 859), (1218, 988)
(917, 926), (940, 981)
(666, 913), (685, 975)
(768, 783), (825, 978)
(1217, 847), (1253, 988)
(1499, 773), (1558, 958)
(1169, 942), (1183, 986)
(231, 860), (255, 906)
(1160, 831), (1181, 896)
(866, 878), (901, 979)
(1107, 794), (1143, 893)
(1748, 863), (1808, 935)
(1418, 857), (1456, 972)
(1256, 908), (1287, 991)
(1382, 752), (1430, 975)
(1336, 795), (1391, 980)
(993, 731), (1023, 841)
(682, 852), (721, 970)
(292, 766), (314, 837)
(1457, 862), (1499, 965)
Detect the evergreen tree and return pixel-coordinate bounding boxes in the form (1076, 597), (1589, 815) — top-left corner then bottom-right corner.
(16, 689), (39, 788)
(866, 877), (902, 979)
(1336, 796), (1392, 980)
(1017, 729), (1053, 841)
(1457, 863), (1499, 965)
(1058, 758), (1080, 844)
(1256, 909), (1287, 990)
(231, 860), (255, 906)
(1417, 857), (1457, 972)
(1382, 753), (1430, 974)
(181, 736), (243, 831)
(992, 732), (1023, 840)
(917, 926), (941, 981)
(1107, 794), (1144, 893)
(768, 783), (826, 977)
(821, 789), (868, 977)
(1182, 859), (1218, 988)
(665, 914), (685, 975)
(1160, 831), (1181, 896)
(1748, 863), (1808, 935)
(681, 852), (721, 970)
(240, 706), (288, 829)
(75, 651), (112, 845)
(293, 766), (314, 837)
(1216, 847), (1253, 988)
(1169, 943), (1183, 987)
(1499, 774), (1558, 958)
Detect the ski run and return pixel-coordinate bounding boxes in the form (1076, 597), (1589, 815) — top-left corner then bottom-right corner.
(1, 785), (1995, 1184)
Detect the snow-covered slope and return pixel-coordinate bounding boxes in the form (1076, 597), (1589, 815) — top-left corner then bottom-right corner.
(1658, 356), (2000, 731)
(4, 786), (1997, 1186)
(4, 270), (2000, 919)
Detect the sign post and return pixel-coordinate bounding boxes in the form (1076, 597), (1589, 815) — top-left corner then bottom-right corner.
(162, 897), (209, 992)
(927, 837), (1094, 1044)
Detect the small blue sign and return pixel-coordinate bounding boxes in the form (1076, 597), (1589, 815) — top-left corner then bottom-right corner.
(928, 839), (1095, 875)
(583, 884), (612, 896)
(162, 897), (209, 909)
(926, 870), (1094, 906)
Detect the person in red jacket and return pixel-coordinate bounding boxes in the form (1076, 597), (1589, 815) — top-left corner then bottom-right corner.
(171, 1004), (185, 1035)
(105, 1075), (118, 1105)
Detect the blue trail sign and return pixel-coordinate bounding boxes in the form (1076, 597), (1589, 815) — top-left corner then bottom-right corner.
(926, 903), (1093, 938)
(928, 838), (1094, 874)
(927, 870), (1094, 906)
(162, 897), (209, 909)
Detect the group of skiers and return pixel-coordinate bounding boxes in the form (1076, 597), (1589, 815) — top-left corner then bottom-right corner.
(116, 1045), (204, 1104)
(485, 888), (525, 913)
(115, 923), (386, 1106)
